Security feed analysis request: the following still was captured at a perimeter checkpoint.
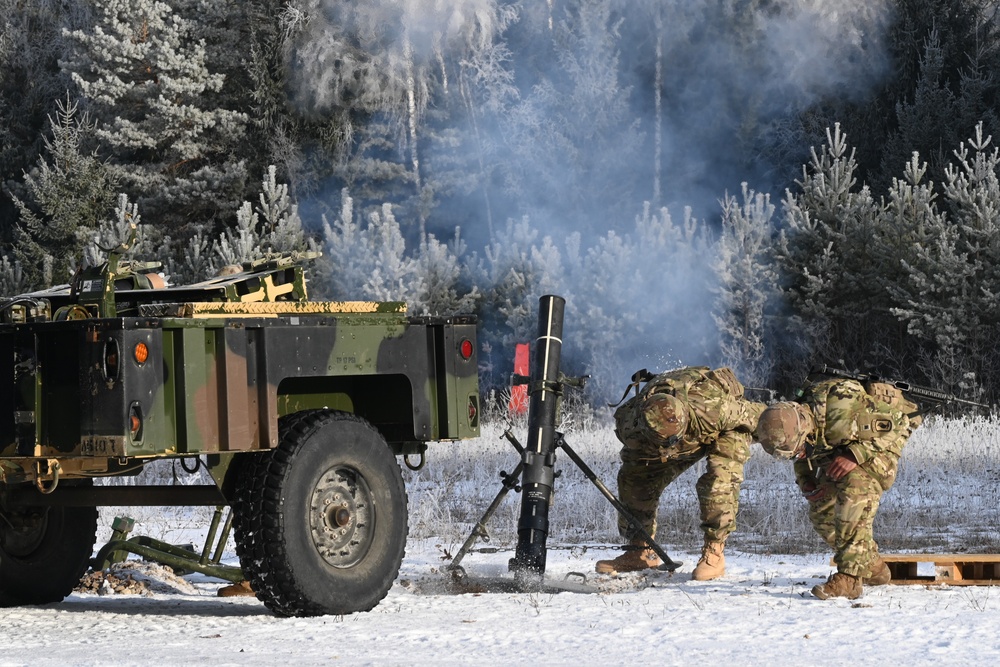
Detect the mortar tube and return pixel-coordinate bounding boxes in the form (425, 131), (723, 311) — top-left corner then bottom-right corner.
(509, 295), (564, 579)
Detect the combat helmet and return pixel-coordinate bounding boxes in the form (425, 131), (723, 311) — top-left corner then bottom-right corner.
(640, 392), (689, 445)
(757, 401), (815, 459)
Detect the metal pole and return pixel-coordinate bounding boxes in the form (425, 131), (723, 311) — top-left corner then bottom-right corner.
(555, 433), (681, 571)
(509, 295), (564, 578)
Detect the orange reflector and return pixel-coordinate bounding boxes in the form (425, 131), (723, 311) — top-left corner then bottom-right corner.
(130, 415), (141, 434)
(134, 342), (149, 364)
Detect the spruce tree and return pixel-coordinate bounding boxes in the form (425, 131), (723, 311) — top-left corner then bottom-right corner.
(12, 98), (118, 288)
(775, 124), (886, 371)
(0, 0), (89, 243)
(61, 0), (249, 234)
(713, 184), (778, 389)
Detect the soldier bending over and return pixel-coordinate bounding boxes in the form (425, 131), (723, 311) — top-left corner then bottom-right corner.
(756, 376), (921, 600)
(596, 367), (765, 580)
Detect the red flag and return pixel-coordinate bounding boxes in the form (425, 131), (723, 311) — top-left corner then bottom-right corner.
(508, 343), (529, 415)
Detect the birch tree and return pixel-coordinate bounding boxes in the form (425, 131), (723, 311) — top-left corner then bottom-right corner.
(283, 0), (507, 234)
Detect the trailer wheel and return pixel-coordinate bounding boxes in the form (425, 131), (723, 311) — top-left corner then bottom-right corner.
(0, 485), (98, 606)
(242, 410), (408, 617)
(229, 448), (272, 603)
(230, 412), (319, 612)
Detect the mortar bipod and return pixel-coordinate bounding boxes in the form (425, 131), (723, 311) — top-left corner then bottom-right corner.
(447, 428), (525, 577)
(447, 427), (682, 577)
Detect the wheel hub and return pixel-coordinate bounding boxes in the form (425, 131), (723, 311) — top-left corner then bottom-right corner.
(309, 466), (375, 568)
(0, 509), (48, 558)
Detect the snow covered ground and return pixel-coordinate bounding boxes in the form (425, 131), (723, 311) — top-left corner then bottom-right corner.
(2, 543), (999, 666)
(2, 415), (1000, 665)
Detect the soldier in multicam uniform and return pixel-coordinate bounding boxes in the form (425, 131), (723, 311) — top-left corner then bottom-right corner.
(756, 377), (921, 600)
(596, 367), (766, 580)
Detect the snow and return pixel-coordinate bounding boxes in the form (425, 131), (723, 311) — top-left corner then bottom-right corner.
(4, 416), (1000, 665)
(2, 541), (999, 666)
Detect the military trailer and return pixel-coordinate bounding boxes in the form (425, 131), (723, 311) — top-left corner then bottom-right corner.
(0, 237), (480, 616)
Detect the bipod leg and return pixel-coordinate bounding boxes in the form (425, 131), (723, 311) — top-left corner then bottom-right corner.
(448, 427), (526, 575)
(554, 432), (682, 571)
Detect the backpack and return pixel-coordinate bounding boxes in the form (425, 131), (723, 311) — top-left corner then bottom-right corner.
(612, 366), (744, 448)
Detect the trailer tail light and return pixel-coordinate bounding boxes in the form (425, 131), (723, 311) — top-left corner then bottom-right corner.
(129, 403), (144, 441)
(134, 342), (149, 365)
(459, 338), (474, 360)
(467, 395), (479, 428)
(103, 339), (121, 381)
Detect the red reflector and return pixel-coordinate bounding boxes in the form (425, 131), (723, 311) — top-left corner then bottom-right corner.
(460, 339), (474, 359)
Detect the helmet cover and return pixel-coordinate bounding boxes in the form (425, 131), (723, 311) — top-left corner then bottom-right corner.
(757, 401), (814, 459)
(640, 393), (688, 444)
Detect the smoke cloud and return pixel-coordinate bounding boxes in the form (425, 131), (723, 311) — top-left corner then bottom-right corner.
(284, 0), (896, 388)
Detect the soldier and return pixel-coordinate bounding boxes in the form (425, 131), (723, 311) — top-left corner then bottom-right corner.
(756, 376), (921, 600)
(596, 367), (766, 580)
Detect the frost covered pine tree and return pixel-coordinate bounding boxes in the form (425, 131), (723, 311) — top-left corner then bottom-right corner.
(213, 202), (264, 270)
(464, 215), (566, 391)
(320, 191), (421, 304)
(61, 0), (248, 233)
(893, 123), (1000, 394)
(712, 184), (778, 389)
(776, 124), (885, 369)
(469, 216), (563, 345)
(412, 231), (479, 317)
(12, 97), (118, 288)
(83, 193), (142, 266)
(563, 201), (715, 397)
(873, 152), (948, 377)
(211, 166), (317, 275)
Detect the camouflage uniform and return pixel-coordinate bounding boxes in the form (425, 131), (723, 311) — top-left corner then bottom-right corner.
(794, 378), (918, 578)
(613, 367), (765, 543)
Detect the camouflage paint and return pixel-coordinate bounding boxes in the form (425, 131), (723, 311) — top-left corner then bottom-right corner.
(0, 258), (479, 487)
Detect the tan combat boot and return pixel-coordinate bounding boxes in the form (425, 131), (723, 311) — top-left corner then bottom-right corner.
(595, 541), (662, 574)
(691, 541), (725, 581)
(811, 572), (862, 600)
(864, 558), (891, 586)
(217, 580), (255, 598)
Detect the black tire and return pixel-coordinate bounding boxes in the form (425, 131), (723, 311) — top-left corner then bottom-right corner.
(241, 410), (408, 617)
(229, 448), (271, 600)
(231, 412), (326, 611)
(0, 483), (98, 606)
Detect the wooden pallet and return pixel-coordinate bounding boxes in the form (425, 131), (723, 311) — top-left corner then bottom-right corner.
(831, 554), (1000, 585)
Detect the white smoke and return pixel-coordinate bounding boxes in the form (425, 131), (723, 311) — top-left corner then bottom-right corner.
(283, 0), (513, 113)
(758, 1), (894, 108)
